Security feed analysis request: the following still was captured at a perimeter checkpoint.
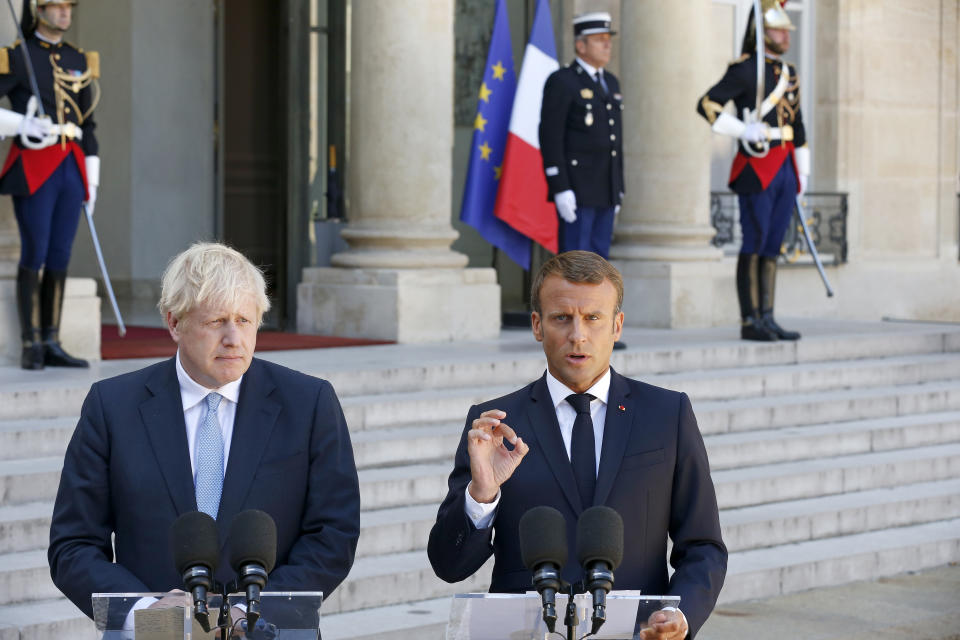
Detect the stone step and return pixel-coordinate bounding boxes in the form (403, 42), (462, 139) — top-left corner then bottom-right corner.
(720, 478), (960, 552)
(0, 549), (59, 606)
(319, 596), (450, 640)
(696, 379), (960, 435)
(0, 457), (61, 508)
(0, 417), (76, 461)
(320, 552), (493, 616)
(0, 502), (51, 555)
(720, 517), (960, 603)
(645, 351), (960, 405)
(356, 504), (437, 559)
(704, 410), (960, 470)
(0, 597), (92, 640)
(351, 424), (459, 470)
(304, 326), (960, 398)
(712, 443), (960, 510)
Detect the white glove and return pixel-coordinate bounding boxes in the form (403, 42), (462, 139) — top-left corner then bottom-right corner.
(794, 146), (811, 197)
(84, 156), (100, 216)
(18, 114), (53, 140)
(614, 192), (624, 216)
(740, 122), (768, 145)
(0, 105), (53, 141)
(554, 190), (577, 224)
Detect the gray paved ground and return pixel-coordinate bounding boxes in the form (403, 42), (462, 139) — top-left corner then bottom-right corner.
(700, 563), (960, 640)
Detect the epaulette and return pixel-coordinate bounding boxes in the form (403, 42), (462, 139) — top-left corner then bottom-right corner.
(85, 51), (100, 79)
(0, 47), (8, 75)
(728, 52), (750, 66)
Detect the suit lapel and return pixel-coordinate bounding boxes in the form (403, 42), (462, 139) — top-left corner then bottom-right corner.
(595, 368), (633, 506)
(527, 374), (584, 514)
(217, 359), (281, 535)
(140, 359), (196, 516)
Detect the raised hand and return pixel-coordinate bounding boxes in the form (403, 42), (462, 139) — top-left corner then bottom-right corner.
(466, 409), (529, 503)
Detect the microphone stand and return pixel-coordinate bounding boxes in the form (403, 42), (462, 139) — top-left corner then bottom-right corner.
(216, 582), (230, 640)
(564, 583), (578, 640)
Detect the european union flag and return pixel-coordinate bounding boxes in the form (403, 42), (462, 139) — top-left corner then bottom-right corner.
(459, 0), (530, 270)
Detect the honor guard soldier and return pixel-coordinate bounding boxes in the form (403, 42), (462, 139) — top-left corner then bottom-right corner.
(697, 0), (809, 342)
(539, 11), (623, 259)
(0, 0), (100, 369)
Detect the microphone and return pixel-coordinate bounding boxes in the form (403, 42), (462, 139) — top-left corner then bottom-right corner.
(228, 509), (278, 630)
(170, 511), (220, 633)
(519, 506), (568, 633)
(576, 506), (624, 635)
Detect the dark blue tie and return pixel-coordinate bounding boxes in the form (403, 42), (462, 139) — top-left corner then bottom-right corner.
(567, 393), (596, 509)
(594, 71), (609, 95)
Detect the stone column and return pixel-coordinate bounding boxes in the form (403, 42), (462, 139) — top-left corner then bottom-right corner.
(297, 0), (500, 342)
(610, 0), (726, 328)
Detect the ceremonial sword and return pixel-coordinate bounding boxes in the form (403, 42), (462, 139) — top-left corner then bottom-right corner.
(4, 0), (126, 335)
(794, 196), (835, 297)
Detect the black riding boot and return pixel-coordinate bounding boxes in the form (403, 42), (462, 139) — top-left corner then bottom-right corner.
(759, 256), (800, 341)
(16, 266), (44, 370)
(736, 253), (777, 342)
(40, 269), (90, 368)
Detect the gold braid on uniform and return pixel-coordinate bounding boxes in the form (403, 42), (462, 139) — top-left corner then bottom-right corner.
(776, 64), (800, 124)
(49, 51), (101, 147)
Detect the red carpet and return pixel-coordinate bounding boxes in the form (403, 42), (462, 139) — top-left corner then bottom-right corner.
(101, 325), (392, 360)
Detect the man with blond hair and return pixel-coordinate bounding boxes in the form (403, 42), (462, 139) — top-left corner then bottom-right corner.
(49, 242), (360, 622)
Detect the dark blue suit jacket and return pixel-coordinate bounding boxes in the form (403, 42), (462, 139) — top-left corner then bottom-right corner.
(48, 357), (361, 619)
(427, 369), (726, 638)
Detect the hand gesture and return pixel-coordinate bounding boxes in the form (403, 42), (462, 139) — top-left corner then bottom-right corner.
(466, 409), (529, 503)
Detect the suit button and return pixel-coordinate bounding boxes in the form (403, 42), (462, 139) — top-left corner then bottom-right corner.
(611, 150), (617, 157)
(610, 134), (616, 141)
(571, 159), (578, 166)
(609, 119), (615, 126)
(607, 104), (612, 110)
(64, 107), (71, 113)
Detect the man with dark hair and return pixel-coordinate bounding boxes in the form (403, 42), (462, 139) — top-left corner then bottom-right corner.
(1, 0), (101, 369)
(428, 251), (726, 639)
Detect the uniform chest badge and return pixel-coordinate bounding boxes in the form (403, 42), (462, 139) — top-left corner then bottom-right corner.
(613, 93), (622, 101)
(580, 88), (594, 99)
(585, 112), (594, 126)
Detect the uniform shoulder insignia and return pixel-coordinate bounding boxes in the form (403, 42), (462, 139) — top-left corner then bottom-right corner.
(0, 47), (8, 75)
(85, 51), (100, 79)
(729, 52), (750, 66)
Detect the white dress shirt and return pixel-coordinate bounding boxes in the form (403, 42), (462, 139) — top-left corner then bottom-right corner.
(175, 351), (243, 480)
(465, 369), (611, 529)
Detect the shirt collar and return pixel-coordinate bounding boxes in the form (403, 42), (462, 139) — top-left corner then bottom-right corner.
(575, 57), (602, 78)
(34, 32), (62, 46)
(175, 350), (243, 412)
(545, 368), (611, 410)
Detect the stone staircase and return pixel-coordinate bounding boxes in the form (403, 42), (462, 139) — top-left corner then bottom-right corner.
(0, 321), (959, 639)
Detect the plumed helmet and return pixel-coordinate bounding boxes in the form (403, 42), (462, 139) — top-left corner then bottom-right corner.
(22, 0), (77, 35)
(761, 0), (794, 31)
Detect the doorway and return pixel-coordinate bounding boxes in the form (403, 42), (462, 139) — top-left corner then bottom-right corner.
(219, 0), (288, 328)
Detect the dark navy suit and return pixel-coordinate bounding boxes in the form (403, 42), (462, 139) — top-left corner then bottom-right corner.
(48, 357), (361, 619)
(428, 369), (726, 638)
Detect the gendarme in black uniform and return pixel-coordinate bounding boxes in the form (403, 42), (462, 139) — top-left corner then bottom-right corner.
(539, 11), (623, 258)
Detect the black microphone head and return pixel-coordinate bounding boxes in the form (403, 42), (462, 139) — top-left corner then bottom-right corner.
(576, 506), (623, 570)
(519, 506), (568, 571)
(228, 510), (278, 573)
(170, 511), (220, 574)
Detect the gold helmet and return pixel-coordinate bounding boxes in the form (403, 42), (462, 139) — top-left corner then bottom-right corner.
(761, 0), (795, 31)
(26, 0), (77, 33)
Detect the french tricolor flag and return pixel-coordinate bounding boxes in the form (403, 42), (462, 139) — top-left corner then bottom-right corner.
(494, 0), (559, 254)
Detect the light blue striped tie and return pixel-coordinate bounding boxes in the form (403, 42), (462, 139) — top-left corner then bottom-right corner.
(195, 392), (224, 518)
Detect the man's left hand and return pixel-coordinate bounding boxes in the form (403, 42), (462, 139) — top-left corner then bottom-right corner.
(85, 185), (97, 217)
(639, 608), (688, 640)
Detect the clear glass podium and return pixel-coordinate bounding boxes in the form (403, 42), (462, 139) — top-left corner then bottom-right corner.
(446, 592), (680, 640)
(92, 591), (323, 639)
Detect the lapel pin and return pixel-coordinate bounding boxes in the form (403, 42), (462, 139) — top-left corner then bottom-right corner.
(618, 405), (625, 412)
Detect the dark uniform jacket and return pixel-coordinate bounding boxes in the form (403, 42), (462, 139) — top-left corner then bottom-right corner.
(539, 60), (624, 208)
(0, 36), (98, 196)
(697, 53), (806, 195)
(428, 369), (727, 638)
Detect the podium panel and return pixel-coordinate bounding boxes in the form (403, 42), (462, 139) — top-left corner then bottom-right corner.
(92, 591), (323, 639)
(446, 592), (680, 640)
